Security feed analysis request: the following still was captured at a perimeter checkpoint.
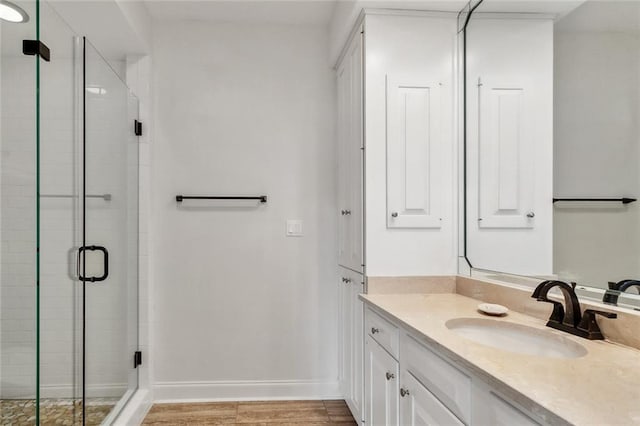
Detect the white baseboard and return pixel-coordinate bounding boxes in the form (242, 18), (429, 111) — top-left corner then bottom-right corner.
(153, 379), (341, 403)
(113, 389), (153, 426)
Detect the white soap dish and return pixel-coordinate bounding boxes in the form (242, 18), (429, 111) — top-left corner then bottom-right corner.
(478, 303), (509, 316)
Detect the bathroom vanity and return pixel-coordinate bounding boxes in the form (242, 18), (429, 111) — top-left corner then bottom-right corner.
(361, 290), (640, 425)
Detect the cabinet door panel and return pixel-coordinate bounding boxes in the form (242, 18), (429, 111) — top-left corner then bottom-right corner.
(387, 77), (443, 229)
(337, 30), (363, 273)
(400, 371), (463, 426)
(339, 268), (353, 398)
(364, 336), (399, 426)
(348, 33), (364, 272)
(337, 62), (351, 268)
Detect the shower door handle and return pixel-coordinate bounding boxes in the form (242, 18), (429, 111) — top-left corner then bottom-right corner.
(78, 245), (109, 282)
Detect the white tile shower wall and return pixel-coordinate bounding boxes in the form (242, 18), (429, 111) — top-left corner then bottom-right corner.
(1, 55), (37, 399)
(151, 21), (339, 400)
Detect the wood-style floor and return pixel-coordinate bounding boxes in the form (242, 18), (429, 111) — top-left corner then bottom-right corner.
(142, 400), (357, 425)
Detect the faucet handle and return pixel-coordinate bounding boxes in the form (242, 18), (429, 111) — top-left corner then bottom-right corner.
(577, 309), (617, 340)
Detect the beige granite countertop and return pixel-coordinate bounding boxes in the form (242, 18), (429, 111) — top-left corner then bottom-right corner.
(360, 293), (640, 426)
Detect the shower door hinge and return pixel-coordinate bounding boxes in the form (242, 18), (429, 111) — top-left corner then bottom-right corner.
(22, 40), (51, 62)
(134, 120), (143, 136)
(134, 351), (142, 368)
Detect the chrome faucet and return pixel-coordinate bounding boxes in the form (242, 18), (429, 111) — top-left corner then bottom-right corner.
(532, 280), (616, 340)
(603, 279), (640, 305)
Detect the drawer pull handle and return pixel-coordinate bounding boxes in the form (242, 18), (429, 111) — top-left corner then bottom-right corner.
(386, 372), (395, 380)
(400, 388), (410, 397)
(371, 327), (380, 334)
(391, 212), (398, 218)
(341, 277), (352, 284)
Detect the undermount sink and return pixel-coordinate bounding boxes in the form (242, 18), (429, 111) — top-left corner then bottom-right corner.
(446, 318), (588, 359)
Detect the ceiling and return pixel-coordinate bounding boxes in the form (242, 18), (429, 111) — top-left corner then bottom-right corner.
(144, 0), (339, 26)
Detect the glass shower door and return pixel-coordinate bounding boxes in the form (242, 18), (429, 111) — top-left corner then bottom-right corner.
(0, 0), (38, 423)
(81, 39), (138, 424)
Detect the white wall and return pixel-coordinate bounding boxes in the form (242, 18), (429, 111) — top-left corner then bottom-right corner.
(150, 21), (339, 400)
(553, 2), (640, 287)
(364, 13), (458, 277)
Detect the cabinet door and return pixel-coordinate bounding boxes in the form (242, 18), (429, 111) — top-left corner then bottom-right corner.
(350, 279), (364, 421)
(347, 31), (364, 272)
(341, 269), (363, 424)
(386, 77), (443, 229)
(337, 60), (351, 268)
(364, 336), (399, 426)
(339, 268), (353, 399)
(399, 371), (463, 426)
(337, 30), (363, 273)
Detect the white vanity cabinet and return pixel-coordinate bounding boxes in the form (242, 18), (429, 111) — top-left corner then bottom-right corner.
(337, 11), (458, 423)
(364, 306), (542, 426)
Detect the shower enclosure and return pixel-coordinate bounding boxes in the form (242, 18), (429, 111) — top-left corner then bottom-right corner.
(1, 0), (140, 424)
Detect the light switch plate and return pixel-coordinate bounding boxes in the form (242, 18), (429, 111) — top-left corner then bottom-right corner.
(286, 220), (303, 237)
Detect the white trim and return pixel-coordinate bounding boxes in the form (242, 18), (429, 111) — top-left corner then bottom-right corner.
(113, 389), (153, 426)
(334, 10), (365, 70)
(152, 379), (341, 402)
(470, 12), (556, 20)
(362, 8), (458, 19)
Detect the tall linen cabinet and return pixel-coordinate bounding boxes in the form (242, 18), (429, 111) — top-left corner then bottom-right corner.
(336, 11), (458, 425)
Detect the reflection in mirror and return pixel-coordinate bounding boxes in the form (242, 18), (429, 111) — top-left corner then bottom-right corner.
(463, 0), (640, 307)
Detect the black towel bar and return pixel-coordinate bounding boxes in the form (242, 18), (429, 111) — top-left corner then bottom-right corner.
(553, 198), (636, 204)
(176, 195), (267, 203)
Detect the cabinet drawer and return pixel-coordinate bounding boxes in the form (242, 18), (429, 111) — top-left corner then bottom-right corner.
(475, 389), (540, 426)
(401, 333), (471, 424)
(400, 370), (463, 426)
(365, 307), (399, 359)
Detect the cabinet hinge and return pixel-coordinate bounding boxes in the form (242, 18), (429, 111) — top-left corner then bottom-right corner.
(22, 40), (50, 62)
(134, 351), (142, 368)
(134, 120), (143, 136)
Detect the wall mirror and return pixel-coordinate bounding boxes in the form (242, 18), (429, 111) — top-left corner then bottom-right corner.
(462, 0), (640, 309)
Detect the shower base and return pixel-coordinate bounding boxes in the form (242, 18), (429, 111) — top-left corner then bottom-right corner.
(1, 397), (117, 425)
